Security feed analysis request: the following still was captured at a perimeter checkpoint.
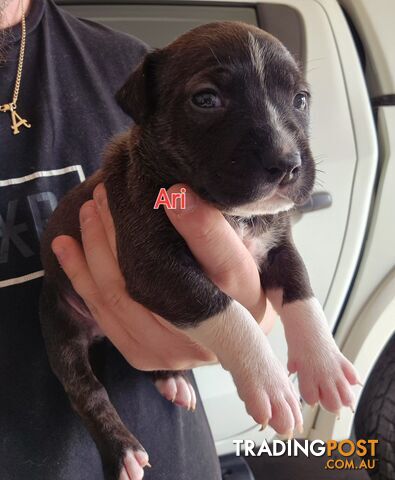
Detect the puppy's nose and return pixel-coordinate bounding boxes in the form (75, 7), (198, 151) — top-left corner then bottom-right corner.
(264, 152), (302, 185)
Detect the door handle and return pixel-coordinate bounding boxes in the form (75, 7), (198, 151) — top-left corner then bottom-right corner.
(297, 191), (332, 213)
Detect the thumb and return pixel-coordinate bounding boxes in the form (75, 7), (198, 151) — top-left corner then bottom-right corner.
(164, 184), (264, 316)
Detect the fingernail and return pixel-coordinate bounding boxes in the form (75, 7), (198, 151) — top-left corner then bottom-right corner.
(80, 202), (97, 224)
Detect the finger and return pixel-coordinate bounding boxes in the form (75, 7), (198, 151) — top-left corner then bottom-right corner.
(79, 200), (127, 312)
(287, 359), (298, 374)
(259, 300), (277, 334)
(93, 183), (118, 259)
(51, 235), (101, 310)
(52, 236), (139, 362)
(164, 184), (263, 313)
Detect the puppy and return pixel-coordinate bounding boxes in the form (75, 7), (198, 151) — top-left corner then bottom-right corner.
(40, 21), (359, 480)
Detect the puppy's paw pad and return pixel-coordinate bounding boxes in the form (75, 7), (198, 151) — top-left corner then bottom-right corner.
(155, 375), (196, 411)
(119, 449), (150, 480)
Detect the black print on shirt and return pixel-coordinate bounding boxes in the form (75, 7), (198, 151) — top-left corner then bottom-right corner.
(0, 166), (84, 286)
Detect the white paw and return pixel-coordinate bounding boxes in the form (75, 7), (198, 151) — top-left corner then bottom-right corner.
(185, 300), (303, 436)
(119, 450), (150, 480)
(155, 374), (197, 411)
(291, 345), (358, 412)
(283, 298), (360, 413)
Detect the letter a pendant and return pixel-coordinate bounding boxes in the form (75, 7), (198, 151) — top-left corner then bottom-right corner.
(0, 102), (31, 135)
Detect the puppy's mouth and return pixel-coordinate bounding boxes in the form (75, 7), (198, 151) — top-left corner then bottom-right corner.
(197, 183), (295, 217)
(195, 163), (313, 217)
(223, 187), (295, 217)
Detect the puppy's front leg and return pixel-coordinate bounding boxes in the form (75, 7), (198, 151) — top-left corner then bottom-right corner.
(185, 299), (303, 435)
(261, 237), (360, 413)
(119, 233), (302, 434)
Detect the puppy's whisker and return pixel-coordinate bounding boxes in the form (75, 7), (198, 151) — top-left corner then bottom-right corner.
(305, 56), (326, 65)
(306, 66), (321, 74)
(314, 162), (325, 170)
(313, 154), (327, 162)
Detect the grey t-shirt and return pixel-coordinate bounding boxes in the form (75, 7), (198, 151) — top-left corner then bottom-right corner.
(0, 1), (221, 478)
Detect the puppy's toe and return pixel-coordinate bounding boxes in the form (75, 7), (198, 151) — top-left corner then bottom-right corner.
(298, 373), (319, 406)
(155, 376), (178, 402)
(119, 449), (150, 480)
(318, 381), (342, 414)
(245, 391), (272, 428)
(336, 378), (356, 409)
(155, 374), (196, 411)
(341, 357), (360, 386)
(269, 397), (296, 437)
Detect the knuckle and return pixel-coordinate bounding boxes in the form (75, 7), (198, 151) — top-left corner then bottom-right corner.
(84, 289), (102, 308)
(102, 289), (124, 309)
(193, 221), (220, 243)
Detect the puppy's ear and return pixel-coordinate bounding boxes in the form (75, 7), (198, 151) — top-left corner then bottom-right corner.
(116, 50), (162, 124)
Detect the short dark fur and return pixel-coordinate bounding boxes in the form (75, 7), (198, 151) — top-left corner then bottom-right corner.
(40, 22), (315, 478)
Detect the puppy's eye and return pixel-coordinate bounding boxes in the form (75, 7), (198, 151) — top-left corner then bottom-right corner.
(293, 93), (307, 111)
(191, 90), (222, 109)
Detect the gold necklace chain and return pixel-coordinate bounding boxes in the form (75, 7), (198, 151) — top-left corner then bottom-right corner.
(0, 0), (31, 135)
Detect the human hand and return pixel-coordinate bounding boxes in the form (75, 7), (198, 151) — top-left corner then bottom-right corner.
(51, 183), (276, 371)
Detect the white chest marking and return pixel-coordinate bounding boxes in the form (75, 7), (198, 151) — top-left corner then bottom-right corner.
(235, 225), (277, 268)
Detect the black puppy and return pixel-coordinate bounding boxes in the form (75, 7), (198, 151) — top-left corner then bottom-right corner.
(40, 22), (359, 480)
